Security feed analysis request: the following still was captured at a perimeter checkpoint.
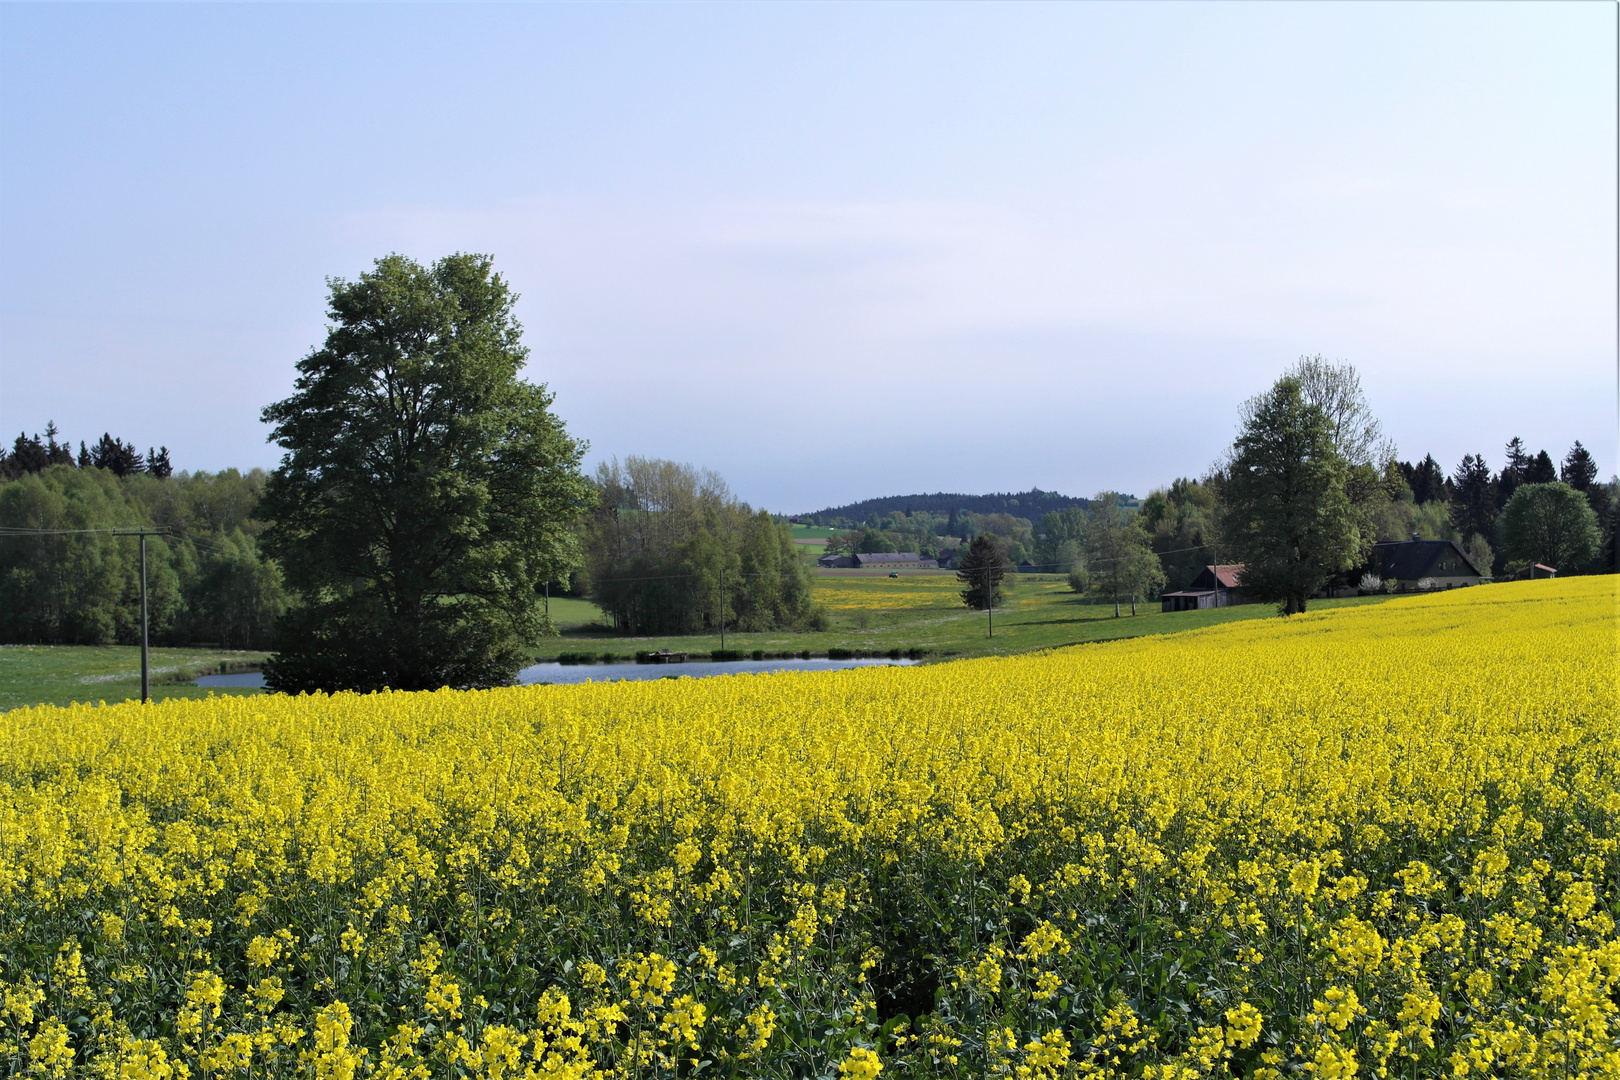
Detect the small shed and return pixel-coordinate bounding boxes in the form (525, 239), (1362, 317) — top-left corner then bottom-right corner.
(1161, 564), (1248, 612)
(1531, 563), (1557, 579)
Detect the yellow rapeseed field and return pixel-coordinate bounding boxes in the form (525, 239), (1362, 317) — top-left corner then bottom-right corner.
(811, 575), (1070, 611)
(810, 575), (967, 610)
(1, 578), (1615, 1079)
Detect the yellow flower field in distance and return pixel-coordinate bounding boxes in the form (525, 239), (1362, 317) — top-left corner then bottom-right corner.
(811, 573), (1071, 611)
(810, 573), (969, 610)
(0, 578), (1615, 1079)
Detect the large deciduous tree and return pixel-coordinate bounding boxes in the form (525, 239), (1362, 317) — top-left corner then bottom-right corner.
(258, 253), (593, 692)
(1284, 355), (1389, 467)
(1085, 492), (1164, 617)
(1500, 482), (1601, 574)
(1223, 377), (1361, 615)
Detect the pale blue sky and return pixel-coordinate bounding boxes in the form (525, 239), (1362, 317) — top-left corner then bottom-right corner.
(1, 2), (1613, 511)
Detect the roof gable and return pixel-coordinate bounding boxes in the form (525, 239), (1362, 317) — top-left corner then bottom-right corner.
(1373, 539), (1482, 579)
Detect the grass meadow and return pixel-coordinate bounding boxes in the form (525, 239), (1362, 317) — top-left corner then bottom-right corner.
(2, 573), (1400, 710)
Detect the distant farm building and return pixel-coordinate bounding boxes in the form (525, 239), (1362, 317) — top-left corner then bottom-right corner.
(817, 554), (856, 568)
(935, 548), (959, 569)
(1531, 563), (1557, 579)
(853, 552), (935, 569)
(1371, 540), (1483, 591)
(1161, 565), (1249, 612)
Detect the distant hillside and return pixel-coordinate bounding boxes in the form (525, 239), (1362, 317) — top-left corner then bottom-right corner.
(800, 488), (1093, 525)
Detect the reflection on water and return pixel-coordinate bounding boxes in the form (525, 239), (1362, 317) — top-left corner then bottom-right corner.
(195, 673), (268, 688)
(518, 657), (917, 684)
(195, 657), (917, 691)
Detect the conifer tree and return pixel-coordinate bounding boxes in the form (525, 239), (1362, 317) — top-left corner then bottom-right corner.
(1405, 454), (1447, 504)
(1561, 441), (1598, 492)
(1450, 454), (1496, 545)
(1524, 449), (1557, 485)
(90, 434), (144, 476)
(147, 447), (173, 480)
(955, 533), (1010, 611)
(1497, 437), (1531, 509)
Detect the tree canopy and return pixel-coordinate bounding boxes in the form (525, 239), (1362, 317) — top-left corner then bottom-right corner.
(258, 253), (592, 692)
(581, 457), (819, 636)
(1085, 491), (1164, 616)
(1500, 482), (1601, 574)
(1224, 376), (1361, 614)
(0, 465), (286, 647)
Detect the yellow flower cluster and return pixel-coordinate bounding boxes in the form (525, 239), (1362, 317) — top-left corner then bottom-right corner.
(0, 578), (1614, 1078)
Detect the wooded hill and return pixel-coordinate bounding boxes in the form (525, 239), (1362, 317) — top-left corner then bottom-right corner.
(800, 488), (1103, 527)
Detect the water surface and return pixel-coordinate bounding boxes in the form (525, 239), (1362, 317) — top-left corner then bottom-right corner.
(195, 657), (917, 690)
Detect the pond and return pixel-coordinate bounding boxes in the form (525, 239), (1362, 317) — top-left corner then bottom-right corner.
(195, 656), (918, 690)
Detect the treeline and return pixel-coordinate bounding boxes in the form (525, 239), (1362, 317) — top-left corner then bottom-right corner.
(1137, 362), (1616, 607)
(1136, 439), (1616, 589)
(822, 358), (1617, 611)
(802, 487), (1093, 527)
(0, 463), (286, 648)
(577, 457), (822, 635)
(1, 422), (173, 479)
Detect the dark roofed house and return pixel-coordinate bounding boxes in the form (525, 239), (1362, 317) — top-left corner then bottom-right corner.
(1371, 539), (1483, 591)
(1161, 564), (1248, 612)
(935, 548), (959, 569)
(817, 554), (856, 569)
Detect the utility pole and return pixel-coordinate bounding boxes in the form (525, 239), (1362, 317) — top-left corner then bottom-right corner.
(114, 529), (165, 703)
(985, 562), (994, 638)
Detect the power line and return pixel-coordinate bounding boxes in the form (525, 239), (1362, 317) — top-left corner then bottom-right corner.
(0, 525), (159, 537)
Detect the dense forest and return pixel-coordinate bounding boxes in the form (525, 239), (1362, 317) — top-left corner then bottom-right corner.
(0, 442), (285, 648)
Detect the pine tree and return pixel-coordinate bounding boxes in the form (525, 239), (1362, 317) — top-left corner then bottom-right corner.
(955, 533), (1010, 611)
(89, 434), (144, 477)
(147, 447), (173, 480)
(5, 432), (49, 477)
(1560, 442), (1598, 491)
(1525, 450), (1557, 485)
(1497, 437), (1531, 509)
(1407, 454), (1447, 504)
(42, 422), (74, 467)
(1450, 454), (1496, 545)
